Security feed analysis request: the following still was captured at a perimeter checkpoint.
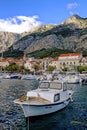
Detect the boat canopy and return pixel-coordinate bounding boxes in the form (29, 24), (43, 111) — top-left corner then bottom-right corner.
(38, 81), (67, 90)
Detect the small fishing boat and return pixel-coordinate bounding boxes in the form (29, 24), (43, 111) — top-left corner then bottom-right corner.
(4, 74), (21, 79)
(14, 80), (73, 117)
(21, 74), (38, 80)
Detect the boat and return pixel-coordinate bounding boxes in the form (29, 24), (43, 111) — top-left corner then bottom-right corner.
(81, 77), (87, 85)
(3, 73), (21, 79)
(0, 73), (10, 79)
(64, 72), (81, 84)
(21, 74), (38, 80)
(9, 74), (21, 79)
(14, 79), (73, 117)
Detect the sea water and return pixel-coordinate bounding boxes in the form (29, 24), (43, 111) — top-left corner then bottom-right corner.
(0, 79), (87, 130)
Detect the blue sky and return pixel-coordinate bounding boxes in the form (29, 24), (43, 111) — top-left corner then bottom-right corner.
(0, 0), (86, 33)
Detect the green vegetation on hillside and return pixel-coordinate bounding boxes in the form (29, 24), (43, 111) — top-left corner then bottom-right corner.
(0, 49), (24, 59)
(1, 47), (87, 59)
(1, 47), (73, 59)
(27, 48), (73, 58)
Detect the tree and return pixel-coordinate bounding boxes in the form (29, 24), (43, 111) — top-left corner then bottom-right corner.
(77, 65), (87, 73)
(46, 65), (55, 73)
(33, 64), (40, 71)
(5, 63), (21, 72)
(62, 66), (68, 71)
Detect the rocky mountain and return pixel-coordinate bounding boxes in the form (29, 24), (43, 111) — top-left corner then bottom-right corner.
(0, 32), (22, 53)
(1, 14), (87, 55)
(62, 14), (87, 28)
(0, 31), (29, 53)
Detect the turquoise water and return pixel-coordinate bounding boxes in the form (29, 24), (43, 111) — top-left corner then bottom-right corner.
(0, 79), (87, 130)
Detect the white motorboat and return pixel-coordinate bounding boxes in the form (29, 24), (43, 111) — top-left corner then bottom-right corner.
(0, 73), (10, 79)
(64, 73), (81, 84)
(21, 74), (38, 80)
(14, 80), (73, 117)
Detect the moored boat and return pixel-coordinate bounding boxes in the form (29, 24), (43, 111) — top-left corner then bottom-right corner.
(64, 73), (81, 84)
(21, 74), (38, 80)
(81, 77), (87, 85)
(14, 80), (73, 117)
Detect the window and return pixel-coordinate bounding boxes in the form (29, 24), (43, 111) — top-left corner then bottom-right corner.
(39, 82), (49, 89)
(54, 94), (60, 102)
(63, 83), (67, 91)
(50, 83), (62, 90)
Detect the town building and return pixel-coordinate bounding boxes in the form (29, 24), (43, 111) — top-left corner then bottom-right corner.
(57, 53), (83, 70)
(24, 57), (38, 71)
(49, 57), (59, 69)
(0, 58), (9, 68)
(41, 57), (53, 70)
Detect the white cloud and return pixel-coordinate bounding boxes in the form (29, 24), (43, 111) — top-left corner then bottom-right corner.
(0, 15), (42, 33)
(67, 2), (80, 16)
(67, 2), (79, 10)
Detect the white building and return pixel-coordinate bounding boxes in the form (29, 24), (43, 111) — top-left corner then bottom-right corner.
(41, 58), (53, 70)
(24, 57), (37, 71)
(49, 57), (59, 69)
(57, 53), (82, 69)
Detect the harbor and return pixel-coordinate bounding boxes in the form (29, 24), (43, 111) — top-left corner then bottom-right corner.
(0, 79), (87, 130)
(0, 0), (87, 130)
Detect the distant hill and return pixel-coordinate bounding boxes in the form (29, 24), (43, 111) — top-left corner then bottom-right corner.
(1, 14), (87, 58)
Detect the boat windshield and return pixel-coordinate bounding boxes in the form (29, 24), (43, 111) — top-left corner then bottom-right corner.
(49, 82), (62, 90)
(39, 82), (49, 89)
(39, 82), (62, 90)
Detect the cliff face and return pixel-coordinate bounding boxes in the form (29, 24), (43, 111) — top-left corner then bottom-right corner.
(1, 14), (87, 54)
(0, 32), (22, 52)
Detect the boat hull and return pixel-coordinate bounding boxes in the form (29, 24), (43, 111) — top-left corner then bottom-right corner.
(67, 79), (80, 84)
(20, 98), (70, 117)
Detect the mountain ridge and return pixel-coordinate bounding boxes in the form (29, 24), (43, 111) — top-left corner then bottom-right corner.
(62, 14), (87, 28)
(1, 14), (87, 57)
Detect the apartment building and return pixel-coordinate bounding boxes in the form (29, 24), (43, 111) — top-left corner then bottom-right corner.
(57, 53), (82, 70)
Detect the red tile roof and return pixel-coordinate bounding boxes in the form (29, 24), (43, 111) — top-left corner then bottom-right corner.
(59, 53), (81, 57)
(53, 57), (59, 61)
(29, 61), (35, 64)
(0, 59), (8, 62)
(14, 59), (23, 62)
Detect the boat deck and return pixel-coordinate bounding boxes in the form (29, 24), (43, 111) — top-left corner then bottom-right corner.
(28, 96), (51, 105)
(16, 96), (51, 105)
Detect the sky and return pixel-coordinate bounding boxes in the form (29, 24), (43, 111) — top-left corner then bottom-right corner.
(0, 0), (87, 33)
